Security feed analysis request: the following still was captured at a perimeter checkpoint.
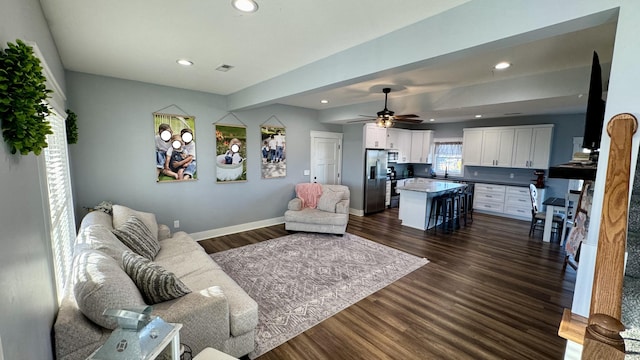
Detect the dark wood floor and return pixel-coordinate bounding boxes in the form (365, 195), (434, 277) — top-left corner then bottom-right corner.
(198, 209), (576, 360)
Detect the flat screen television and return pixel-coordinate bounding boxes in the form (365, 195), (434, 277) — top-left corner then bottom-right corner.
(582, 51), (606, 152)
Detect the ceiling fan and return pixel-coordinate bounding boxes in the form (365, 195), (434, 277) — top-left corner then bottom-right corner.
(350, 87), (424, 128)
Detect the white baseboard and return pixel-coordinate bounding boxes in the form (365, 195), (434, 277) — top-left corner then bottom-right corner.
(190, 209), (364, 241)
(190, 216), (285, 241)
(350, 208), (364, 217)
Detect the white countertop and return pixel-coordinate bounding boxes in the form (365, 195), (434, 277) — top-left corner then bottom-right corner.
(398, 181), (466, 195)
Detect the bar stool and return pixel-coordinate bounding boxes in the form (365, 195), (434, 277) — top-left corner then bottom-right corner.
(427, 194), (447, 234)
(460, 183), (475, 225)
(452, 187), (465, 230)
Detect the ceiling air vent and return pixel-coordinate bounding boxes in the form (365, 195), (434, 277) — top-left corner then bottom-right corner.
(216, 64), (234, 72)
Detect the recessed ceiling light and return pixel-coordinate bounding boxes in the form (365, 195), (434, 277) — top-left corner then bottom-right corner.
(475, 114), (482, 118)
(494, 62), (511, 70)
(320, 99), (329, 104)
(176, 59), (193, 66)
(429, 118), (435, 122)
(232, 0), (258, 13)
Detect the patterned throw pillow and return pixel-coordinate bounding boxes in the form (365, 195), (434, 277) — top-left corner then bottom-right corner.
(112, 205), (159, 242)
(122, 251), (191, 304)
(317, 191), (344, 212)
(112, 215), (160, 260)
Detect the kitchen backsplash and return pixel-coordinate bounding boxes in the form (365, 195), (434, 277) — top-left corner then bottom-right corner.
(462, 166), (541, 185)
(390, 163), (543, 186)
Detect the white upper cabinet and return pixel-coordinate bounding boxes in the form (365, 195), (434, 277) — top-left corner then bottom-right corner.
(387, 128), (412, 163)
(512, 125), (554, 169)
(463, 124), (553, 169)
(397, 130), (412, 163)
(462, 129), (483, 166)
(480, 128), (514, 167)
(409, 130), (433, 163)
(364, 123), (387, 149)
(387, 128), (400, 149)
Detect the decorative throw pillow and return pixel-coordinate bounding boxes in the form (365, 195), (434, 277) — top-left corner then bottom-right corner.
(122, 251), (191, 304)
(112, 204), (159, 242)
(73, 250), (146, 329)
(112, 215), (160, 260)
(317, 190), (344, 212)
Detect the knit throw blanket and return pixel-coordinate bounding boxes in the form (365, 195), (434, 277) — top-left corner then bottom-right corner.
(295, 183), (323, 209)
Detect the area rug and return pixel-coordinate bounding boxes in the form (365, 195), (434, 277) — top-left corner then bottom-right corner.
(210, 232), (429, 359)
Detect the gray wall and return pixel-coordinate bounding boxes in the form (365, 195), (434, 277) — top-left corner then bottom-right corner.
(0, 0), (65, 359)
(340, 124), (366, 211)
(66, 72), (340, 234)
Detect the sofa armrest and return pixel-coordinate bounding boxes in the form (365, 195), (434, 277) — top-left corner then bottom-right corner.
(288, 198), (302, 211)
(158, 224), (171, 240)
(152, 286), (230, 354)
(336, 199), (350, 214)
(54, 296), (110, 360)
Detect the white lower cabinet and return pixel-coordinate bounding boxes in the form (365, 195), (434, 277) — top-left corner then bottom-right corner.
(474, 184), (506, 213)
(503, 187), (532, 219)
(473, 183), (531, 220)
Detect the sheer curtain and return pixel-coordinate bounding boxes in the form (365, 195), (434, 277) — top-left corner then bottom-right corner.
(433, 141), (463, 175)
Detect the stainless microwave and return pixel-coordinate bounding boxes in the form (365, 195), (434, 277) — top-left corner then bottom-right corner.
(388, 151), (398, 162)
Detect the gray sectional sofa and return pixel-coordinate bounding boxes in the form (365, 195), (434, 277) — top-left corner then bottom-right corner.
(54, 205), (258, 359)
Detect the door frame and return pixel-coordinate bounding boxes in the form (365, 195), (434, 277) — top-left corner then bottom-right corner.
(310, 131), (343, 184)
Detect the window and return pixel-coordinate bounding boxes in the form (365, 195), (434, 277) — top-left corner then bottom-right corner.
(433, 140), (463, 176)
(43, 110), (76, 301)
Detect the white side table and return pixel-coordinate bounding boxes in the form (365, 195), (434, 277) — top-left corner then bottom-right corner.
(87, 323), (182, 360)
(193, 347), (239, 360)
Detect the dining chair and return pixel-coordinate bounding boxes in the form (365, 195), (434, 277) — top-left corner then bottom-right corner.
(528, 184), (564, 239)
(560, 191), (581, 245)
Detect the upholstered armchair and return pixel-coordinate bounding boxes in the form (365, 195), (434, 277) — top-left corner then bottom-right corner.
(284, 184), (350, 235)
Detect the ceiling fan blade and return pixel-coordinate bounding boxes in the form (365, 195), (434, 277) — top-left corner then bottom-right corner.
(394, 114), (420, 119)
(395, 118), (424, 124)
(347, 118), (376, 123)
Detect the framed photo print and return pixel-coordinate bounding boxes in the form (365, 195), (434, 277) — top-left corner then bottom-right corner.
(215, 124), (247, 182)
(260, 125), (286, 179)
(153, 112), (197, 182)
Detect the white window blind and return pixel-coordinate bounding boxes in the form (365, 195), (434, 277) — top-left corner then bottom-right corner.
(433, 140), (463, 176)
(43, 110), (76, 300)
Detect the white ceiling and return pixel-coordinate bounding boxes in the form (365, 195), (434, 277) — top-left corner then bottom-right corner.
(39, 0), (617, 124)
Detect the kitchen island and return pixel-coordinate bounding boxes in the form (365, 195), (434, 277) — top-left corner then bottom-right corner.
(398, 181), (466, 230)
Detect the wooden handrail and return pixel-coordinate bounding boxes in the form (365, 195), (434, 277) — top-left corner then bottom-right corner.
(582, 113), (637, 360)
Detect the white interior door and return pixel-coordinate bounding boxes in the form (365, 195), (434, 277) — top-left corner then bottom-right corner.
(310, 131), (342, 184)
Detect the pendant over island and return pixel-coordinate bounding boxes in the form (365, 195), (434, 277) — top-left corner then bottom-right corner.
(398, 180), (467, 230)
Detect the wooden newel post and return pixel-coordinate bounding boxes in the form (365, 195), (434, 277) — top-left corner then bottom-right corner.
(582, 113), (638, 360)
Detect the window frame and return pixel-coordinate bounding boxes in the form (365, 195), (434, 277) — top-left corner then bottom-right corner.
(31, 41), (76, 302)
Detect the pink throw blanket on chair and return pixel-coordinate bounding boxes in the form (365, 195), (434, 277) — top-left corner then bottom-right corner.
(295, 183), (323, 209)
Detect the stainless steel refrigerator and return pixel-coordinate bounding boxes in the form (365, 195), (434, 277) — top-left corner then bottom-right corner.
(364, 149), (388, 214)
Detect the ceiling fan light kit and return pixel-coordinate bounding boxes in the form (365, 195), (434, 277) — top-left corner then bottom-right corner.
(376, 117), (394, 128)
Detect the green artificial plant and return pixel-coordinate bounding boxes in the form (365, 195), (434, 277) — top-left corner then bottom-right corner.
(0, 39), (53, 155)
(65, 109), (78, 144)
